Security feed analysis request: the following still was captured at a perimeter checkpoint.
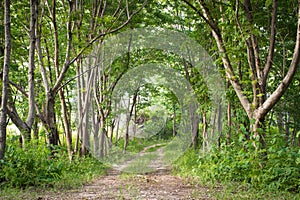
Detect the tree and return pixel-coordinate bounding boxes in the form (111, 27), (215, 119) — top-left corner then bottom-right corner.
(0, 0), (11, 160)
(33, 0), (146, 157)
(6, 0), (37, 148)
(183, 0), (300, 147)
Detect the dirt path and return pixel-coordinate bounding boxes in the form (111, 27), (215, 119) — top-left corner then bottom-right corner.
(41, 170), (211, 200)
(41, 146), (213, 200)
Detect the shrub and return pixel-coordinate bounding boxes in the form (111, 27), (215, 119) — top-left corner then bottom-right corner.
(0, 136), (106, 189)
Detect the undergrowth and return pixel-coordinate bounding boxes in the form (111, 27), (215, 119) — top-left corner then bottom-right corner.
(174, 142), (300, 195)
(0, 136), (107, 190)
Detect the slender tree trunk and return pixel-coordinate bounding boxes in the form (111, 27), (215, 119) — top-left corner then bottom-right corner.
(115, 116), (120, 145)
(46, 94), (59, 148)
(0, 0), (11, 160)
(74, 63), (82, 154)
(123, 89), (138, 153)
(226, 101), (231, 142)
(285, 113), (290, 145)
(252, 117), (266, 149)
(93, 127), (99, 157)
(59, 89), (73, 160)
(202, 111), (208, 151)
(80, 99), (90, 156)
(291, 127), (297, 146)
(133, 103), (137, 137)
(173, 103), (176, 137)
(99, 117), (106, 158)
(92, 113), (100, 157)
(183, 59), (199, 148)
(211, 107), (217, 142)
(276, 111), (285, 133)
(191, 105), (199, 148)
(25, 0), (37, 141)
(33, 119), (39, 140)
(217, 100), (222, 148)
(123, 98), (131, 154)
(109, 119), (114, 148)
(91, 101), (100, 156)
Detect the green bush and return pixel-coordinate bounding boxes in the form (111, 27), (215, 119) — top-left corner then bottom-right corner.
(175, 139), (300, 192)
(0, 137), (106, 189)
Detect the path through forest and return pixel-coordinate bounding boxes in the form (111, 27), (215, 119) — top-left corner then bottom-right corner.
(42, 146), (214, 199)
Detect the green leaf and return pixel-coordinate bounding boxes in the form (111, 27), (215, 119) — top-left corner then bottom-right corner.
(265, 0), (272, 7)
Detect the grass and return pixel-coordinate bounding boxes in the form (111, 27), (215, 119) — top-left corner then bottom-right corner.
(122, 152), (158, 173)
(210, 182), (300, 199)
(0, 159), (107, 200)
(0, 142), (108, 200)
(173, 148), (300, 199)
(144, 143), (167, 152)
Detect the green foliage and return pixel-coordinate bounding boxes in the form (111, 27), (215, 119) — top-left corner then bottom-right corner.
(175, 130), (300, 192)
(0, 136), (106, 189)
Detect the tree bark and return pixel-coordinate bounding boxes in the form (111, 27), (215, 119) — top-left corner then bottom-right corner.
(26, 0), (37, 139)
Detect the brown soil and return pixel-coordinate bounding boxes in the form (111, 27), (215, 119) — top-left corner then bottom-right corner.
(39, 146), (214, 200)
(41, 169), (212, 200)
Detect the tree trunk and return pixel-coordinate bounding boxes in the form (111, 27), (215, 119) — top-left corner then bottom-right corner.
(217, 100), (222, 148)
(202, 111), (208, 151)
(123, 89), (139, 153)
(25, 0), (37, 140)
(91, 102), (99, 156)
(123, 99), (131, 154)
(191, 105), (199, 149)
(115, 116), (120, 145)
(98, 117), (106, 158)
(226, 101), (231, 142)
(46, 93), (59, 148)
(252, 117), (266, 149)
(33, 119), (39, 141)
(285, 113), (290, 145)
(109, 119), (115, 148)
(74, 63), (82, 154)
(173, 103), (176, 137)
(291, 127), (297, 146)
(276, 111), (285, 134)
(80, 100), (90, 156)
(0, 0), (11, 160)
(58, 89), (73, 160)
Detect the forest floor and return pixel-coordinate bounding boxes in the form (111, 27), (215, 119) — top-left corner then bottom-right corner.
(39, 145), (215, 200)
(40, 169), (212, 200)
(2, 145), (297, 199)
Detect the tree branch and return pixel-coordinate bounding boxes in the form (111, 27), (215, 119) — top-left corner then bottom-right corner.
(195, 0), (252, 117)
(52, 0), (147, 94)
(256, 1), (300, 119)
(263, 0), (278, 81)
